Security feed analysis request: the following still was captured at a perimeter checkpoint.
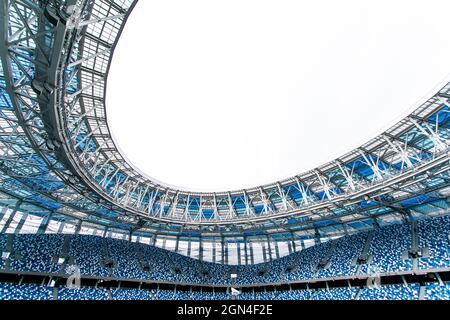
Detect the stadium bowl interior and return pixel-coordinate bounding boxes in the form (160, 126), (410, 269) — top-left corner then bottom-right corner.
(0, 0), (450, 300)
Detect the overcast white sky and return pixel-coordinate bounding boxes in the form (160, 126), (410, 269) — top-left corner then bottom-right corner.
(107, 0), (450, 192)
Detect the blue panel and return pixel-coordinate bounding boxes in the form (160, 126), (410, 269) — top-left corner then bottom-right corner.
(400, 195), (432, 208)
(202, 209), (214, 220)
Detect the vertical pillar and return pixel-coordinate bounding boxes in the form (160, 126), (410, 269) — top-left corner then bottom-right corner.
(199, 236), (203, 262)
(249, 242), (255, 265)
(223, 239), (229, 265)
(237, 241), (241, 265)
(314, 229), (321, 245)
(187, 236), (192, 257)
(212, 237), (216, 264)
(57, 221), (65, 234)
(266, 235), (273, 262)
(38, 211), (53, 234)
(175, 236), (180, 253)
(274, 241), (280, 260)
(221, 238), (225, 264)
(262, 242), (268, 263)
(75, 220), (82, 235)
(291, 233), (297, 252)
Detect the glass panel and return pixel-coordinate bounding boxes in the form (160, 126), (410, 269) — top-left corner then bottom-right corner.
(139, 237), (151, 245)
(45, 220), (61, 234)
(190, 241), (200, 260)
(165, 239), (176, 251)
(202, 242), (213, 262)
(62, 223), (76, 234)
(252, 242), (264, 264)
(227, 242), (238, 265)
(19, 215), (42, 234)
(79, 227), (96, 235)
(0, 208), (12, 232)
(155, 237), (164, 248)
(278, 241), (290, 258)
(178, 240), (189, 256)
(5, 212), (23, 233)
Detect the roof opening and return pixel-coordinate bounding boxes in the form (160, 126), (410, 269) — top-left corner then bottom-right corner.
(107, 0), (450, 192)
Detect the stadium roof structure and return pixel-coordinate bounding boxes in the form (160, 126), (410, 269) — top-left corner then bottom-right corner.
(1, 0), (450, 264)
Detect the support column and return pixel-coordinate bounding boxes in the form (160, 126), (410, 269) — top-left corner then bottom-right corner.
(237, 241), (241, 265)
(291, 233), (297, 252)
(187, 237), (192, 258)
(75, 220), (82, 235)
(199, 236), (203, 262)
(314, 229), (321, 246)
(262, 242), (268, 263)
(212, 238), (216, 264)
(274, 241), (280, 260)
(223, 239), (229, 265)
(57, 222), (65, 234)
(38, 211), (54, 234)
(221, 238), (225, 264)
(174, 236), (180, 253)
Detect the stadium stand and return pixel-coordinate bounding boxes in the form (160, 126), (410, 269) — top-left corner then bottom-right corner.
(368, 224), (413, 273)
(311, 287), (359, 300)
(0, 282), (438, 300)
(58, 287), (110, 301)
(0, 283), (54, 300)
(0, 215), (449, 300)
(424, 283), (450, 300)
(1, 216), (450, 287)
(418, 216), (450, 270)
(1, 277), (449, 300)
(358, 284), (420, 300)
(69, 236), (109, 278)
(111, 288), (154, 300)
(10, 235), (63, 274)
(316, 233), (366, 279)
(273, 290), (313, 300)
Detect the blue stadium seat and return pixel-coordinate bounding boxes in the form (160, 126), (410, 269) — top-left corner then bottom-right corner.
(0, 283), (54, 300)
